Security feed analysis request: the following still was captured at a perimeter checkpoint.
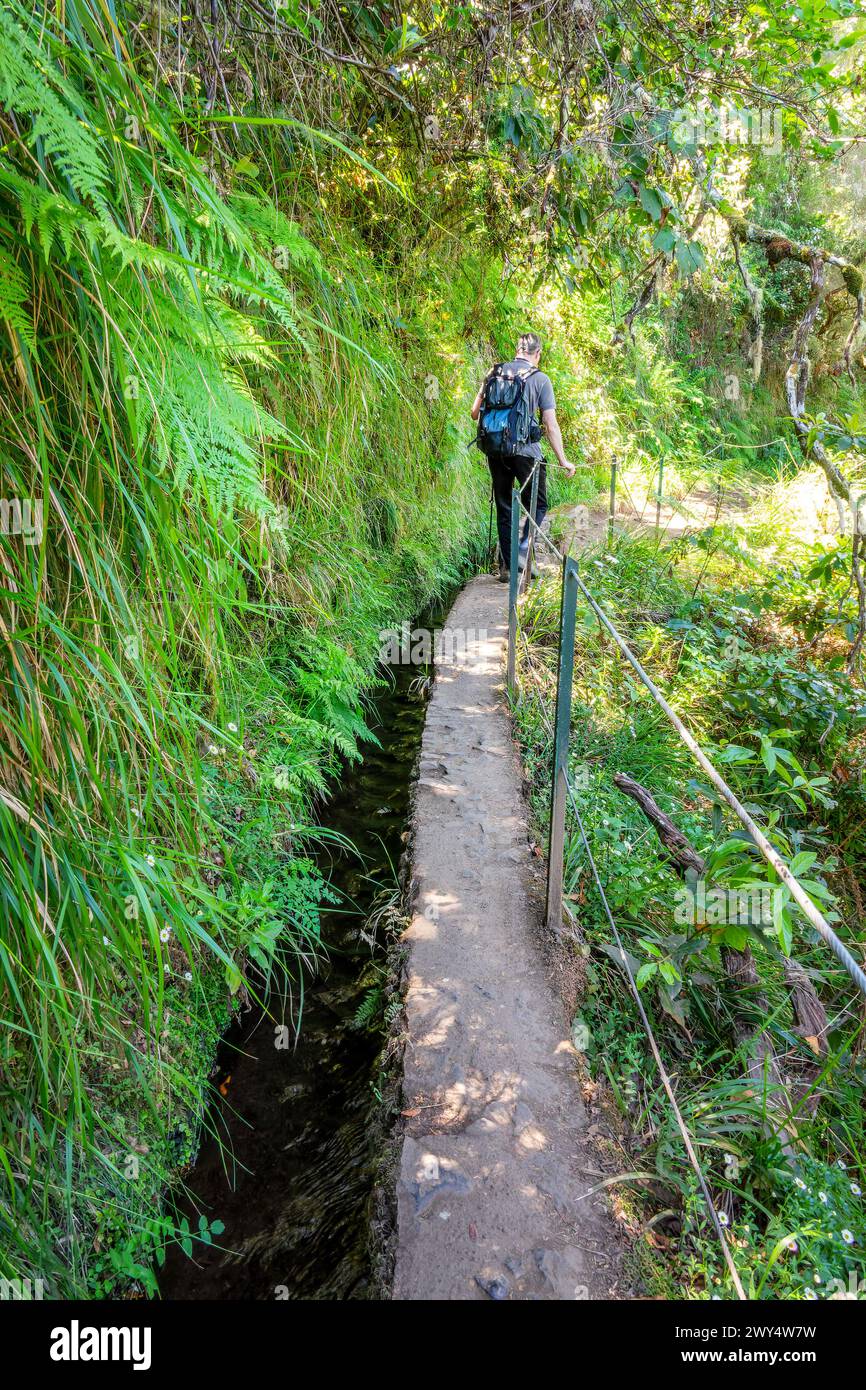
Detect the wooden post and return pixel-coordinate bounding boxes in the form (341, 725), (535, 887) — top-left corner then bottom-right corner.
(545, 556), (579, 935)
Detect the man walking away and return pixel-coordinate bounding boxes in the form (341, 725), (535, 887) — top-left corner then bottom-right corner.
(471, 332), (575, 582)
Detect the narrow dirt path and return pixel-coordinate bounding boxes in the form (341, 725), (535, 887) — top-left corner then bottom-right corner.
(393, 574), (623, 1301)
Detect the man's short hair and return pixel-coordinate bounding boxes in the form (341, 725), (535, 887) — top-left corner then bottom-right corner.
(517, 331), (542, 358)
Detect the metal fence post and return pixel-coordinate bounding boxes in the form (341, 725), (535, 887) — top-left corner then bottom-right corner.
(507, 481), (520, 693)
(522, 464), (541, 594)
(608, 455), (617, 546)
(655, 455), (664, 533)
(546, 556), (579, 935)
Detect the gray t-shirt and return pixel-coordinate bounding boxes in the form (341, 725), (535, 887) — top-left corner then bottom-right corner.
(495, 357), (555, 461)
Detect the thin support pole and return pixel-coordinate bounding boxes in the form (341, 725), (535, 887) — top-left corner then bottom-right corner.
(608, 455), (617, 546)
(522, 464), (541, 593)
(655, 455), (664, 533)
(507, 481), (520, 694)
(545, 556), (579, 935)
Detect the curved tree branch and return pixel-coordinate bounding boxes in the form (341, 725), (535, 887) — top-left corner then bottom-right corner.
(646, 182), (866, 671)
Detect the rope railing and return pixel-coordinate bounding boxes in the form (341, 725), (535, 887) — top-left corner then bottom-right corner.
(570, 569), (866, 999)
(502, 460), (866, 1299)
(506, 466), (866, 1001)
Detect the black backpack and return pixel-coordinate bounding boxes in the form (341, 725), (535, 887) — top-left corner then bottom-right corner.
(475, 363), (543, 457)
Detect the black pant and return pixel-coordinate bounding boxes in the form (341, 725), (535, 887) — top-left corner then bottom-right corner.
(487, 456), (548, 566)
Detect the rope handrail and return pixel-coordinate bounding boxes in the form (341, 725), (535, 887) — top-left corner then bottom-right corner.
(519, 505), (563, 562)
(505, 463), (864, 1300)
(511, 479), (866, 1000)
(569, 567), (866, 999)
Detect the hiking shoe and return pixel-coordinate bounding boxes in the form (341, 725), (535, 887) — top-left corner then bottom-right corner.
(498, 563), (510, 584)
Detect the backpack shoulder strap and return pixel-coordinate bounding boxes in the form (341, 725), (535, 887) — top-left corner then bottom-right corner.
(483, 362), (503, 387)
(513, 364), (539, 382)
(517, 365), (541, 416)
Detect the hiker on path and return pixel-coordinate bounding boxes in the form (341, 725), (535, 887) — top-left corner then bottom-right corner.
(471, 331), (575, 582)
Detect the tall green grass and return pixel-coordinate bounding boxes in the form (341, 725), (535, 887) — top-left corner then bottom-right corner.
(0, 0), (500, 1294)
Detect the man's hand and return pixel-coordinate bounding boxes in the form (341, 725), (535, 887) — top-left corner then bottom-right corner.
(542, 408), (577, 477)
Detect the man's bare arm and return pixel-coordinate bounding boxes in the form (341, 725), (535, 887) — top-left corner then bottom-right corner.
(542, 408), (575, 476)
(470, 367), (495, 421)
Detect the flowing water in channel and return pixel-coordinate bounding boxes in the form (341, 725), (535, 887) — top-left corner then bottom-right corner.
(158, 612), (444, 1300)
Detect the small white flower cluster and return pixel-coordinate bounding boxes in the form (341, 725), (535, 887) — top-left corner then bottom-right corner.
(207, 720), (240, 757)
(783, 1162), (863, 1296)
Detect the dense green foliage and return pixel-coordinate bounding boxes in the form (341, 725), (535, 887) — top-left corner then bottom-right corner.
(511, 303), (866, 1295)
(0, 0), (864, 1298)
(0, 0), (506, 1294)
